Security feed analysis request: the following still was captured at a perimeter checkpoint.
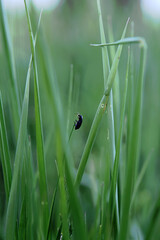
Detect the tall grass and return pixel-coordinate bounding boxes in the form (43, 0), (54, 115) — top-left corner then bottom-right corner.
(0, 0), (160, 239)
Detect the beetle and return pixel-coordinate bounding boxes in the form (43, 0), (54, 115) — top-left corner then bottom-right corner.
(74, 114), (83, 130)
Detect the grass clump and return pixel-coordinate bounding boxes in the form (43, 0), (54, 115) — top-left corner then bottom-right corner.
(0, 0), (160, 239)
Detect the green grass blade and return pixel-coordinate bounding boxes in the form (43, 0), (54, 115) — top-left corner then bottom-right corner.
(97, 0), (110, 87)
(5, 50), (31, 240)
(118, 42), (147, 240)
(67, 64), (74, 137)
(109, 47), (130, 227)
(75, 18), (130, 189)
(0, 92), (12, 201)
(0, 0), (21, 138)
(24, 0), (49, 234)
(107, 17), (120, 142)
(91, 37), (145, 47)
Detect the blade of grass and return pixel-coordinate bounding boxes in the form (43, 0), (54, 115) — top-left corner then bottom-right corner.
(107, 16), (120, 143)
(5, 48), (32, 240)
(109, 47), (130, 229)
(97, 0), (110, 87)
(75, 18), (130, 189)
(91, 37), (145, 47)
(0, 92), (12, 201)
(24, 0), (49, 234)
(0, 0), (21, 138)
(67, 64), (74, 138)
(118, 40), (147, 240)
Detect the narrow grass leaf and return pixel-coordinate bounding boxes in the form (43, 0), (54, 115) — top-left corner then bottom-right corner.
(0, 93), (12, 200)
(0, 0), (20, 137)
(91, 37), (145, 47)
(67, 64), (74, 137)
(24, 0), (49, 233)
(97, 0), (110, 87)
(107, 17), (120, 142)
(109, 48), (130, 227)
(5, 50), (31, 240)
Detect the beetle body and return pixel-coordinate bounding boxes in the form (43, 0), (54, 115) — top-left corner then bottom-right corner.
(75, 114), (83, 130)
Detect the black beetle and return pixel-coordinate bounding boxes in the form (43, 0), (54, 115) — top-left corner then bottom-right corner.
(74, 114), (83, 130)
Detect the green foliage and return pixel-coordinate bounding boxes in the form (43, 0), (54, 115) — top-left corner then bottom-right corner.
(0, 0), (159, 239)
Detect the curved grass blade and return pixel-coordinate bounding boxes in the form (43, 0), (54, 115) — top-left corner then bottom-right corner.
(75, 18), (130, 189)
(0, 92), (12, 201)
(91, 37), (145, 47)
(24, 0), (49, 234)
(5, 50), (32, 240)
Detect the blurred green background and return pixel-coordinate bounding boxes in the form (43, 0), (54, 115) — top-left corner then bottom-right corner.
(0, 0), (160, 238)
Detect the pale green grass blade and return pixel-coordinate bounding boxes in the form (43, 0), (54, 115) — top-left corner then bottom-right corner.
(127, 22), (135, 153)
(97, 0), (110, 87)
(0, 92), (12, 201)
(107, 17), (120, 142)
(75, 19), (130, 189)
(0, 0), (20, 137)
(67, 64), (74, 137)
(109, 48), (130, 227)
(5, 50), (31, 240)
(119, 41), (147, 240)
(91, 37), (145, 47)
(24, 0), (49, 234)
